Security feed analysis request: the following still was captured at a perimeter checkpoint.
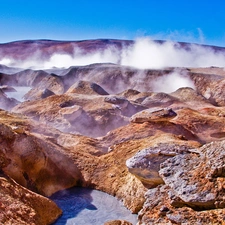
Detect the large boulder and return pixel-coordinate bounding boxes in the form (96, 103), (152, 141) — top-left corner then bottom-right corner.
(130, 107), (177, 123)
(0, 174), (62, 225)
(0, 110), (82, 196)
(159, 140), (225, 210)
(126, 143), (195, 188)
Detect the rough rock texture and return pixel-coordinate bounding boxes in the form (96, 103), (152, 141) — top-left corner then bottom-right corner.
(0, 110), (82, 196)
(12, 81), (146, 137)
(126, 142), (200, 188)
(0, 109), (146, 213)
(130, 108), (177, 123)
(159, 140), (225, 210)
(104, 220), (133, 225)
(0, 174), (62, 225)
(1, 40), (225, 224)
(172, 107), (225, 143)
(137, 140), (225, 224)
(138, 185), (225, 225)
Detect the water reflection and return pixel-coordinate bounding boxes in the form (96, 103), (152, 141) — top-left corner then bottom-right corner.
(50, 187), (137, 225)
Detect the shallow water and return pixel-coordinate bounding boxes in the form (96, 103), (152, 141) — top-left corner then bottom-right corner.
(50, 187), (137, 225)
(6, 86), (31, 102)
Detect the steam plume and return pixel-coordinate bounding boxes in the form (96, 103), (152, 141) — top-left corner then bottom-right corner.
(151, 71), (195, 93)
(0, 37), (225, 70)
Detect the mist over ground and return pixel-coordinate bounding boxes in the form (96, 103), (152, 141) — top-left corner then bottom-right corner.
(1, 37), (225, 70)
(1, 37), (225, 103)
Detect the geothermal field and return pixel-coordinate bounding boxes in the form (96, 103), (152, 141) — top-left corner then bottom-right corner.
(0, 38), (225, 224)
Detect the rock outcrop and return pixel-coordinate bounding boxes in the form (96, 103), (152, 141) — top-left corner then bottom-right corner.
(130, 108), (176, 123)
(160, 140), (225, 210)
(137, 140), (225, 224)
(104, 220), (133, 225)
(0, 109), (146, 214)
(0, 173), (61, 225)
(12, 80), (147, 137)
(138, 185), (225, 225)
(0, 110), (84, 196)
(0, 89), (19, 110)
(126, 142), (200, 188)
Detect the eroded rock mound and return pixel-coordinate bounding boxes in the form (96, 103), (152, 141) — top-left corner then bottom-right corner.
(67, 80), (109, 95)
(0, 110), (82, 196)
(130, 108), (177, 123)
(0, 109), (146, 214)
(0, 174), (62, 225)
(12, 81), (147, 137)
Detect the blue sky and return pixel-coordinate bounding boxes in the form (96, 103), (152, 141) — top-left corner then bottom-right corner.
(1, 0), (225, 46)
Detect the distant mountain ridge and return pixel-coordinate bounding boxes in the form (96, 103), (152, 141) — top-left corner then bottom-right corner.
(1, 39), (225, 61)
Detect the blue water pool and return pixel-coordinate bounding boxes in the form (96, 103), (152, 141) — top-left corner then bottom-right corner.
(50, 187), (137, 225)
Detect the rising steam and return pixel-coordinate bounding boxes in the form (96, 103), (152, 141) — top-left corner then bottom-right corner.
(43, 47), (120, 69)
(1, 37), (225, 70)
(121, 38), (225, 69)
(151, 71), (195, 93)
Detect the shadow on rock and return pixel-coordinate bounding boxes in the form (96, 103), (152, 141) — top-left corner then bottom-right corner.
(50, 187), (96, 225)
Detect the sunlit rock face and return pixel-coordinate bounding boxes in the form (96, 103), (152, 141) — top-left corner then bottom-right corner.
(138, 140), (225, 224)
(1, 39), (225, 224)
(126, 142), (197, 188)
(159, 140), (225, 210)
(0, 110), (82, 196)
(0, 173), (62, 225)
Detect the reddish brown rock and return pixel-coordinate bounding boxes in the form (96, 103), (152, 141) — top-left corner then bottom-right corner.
(171, 107), (225, 143)
(104, 220), (133, 225)
(12, 83), (146, 137)
(0, 109), (146, 213)
(170, 87), (212, 108)
(0, 110), (82, 196)
(130, 107), (176, 123)
(138, 185), (225, 225)
(0, 174), (61, 225)
(67, 80), (109, 95)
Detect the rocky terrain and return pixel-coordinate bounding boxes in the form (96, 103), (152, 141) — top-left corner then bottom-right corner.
(0, 39), (225, 224)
